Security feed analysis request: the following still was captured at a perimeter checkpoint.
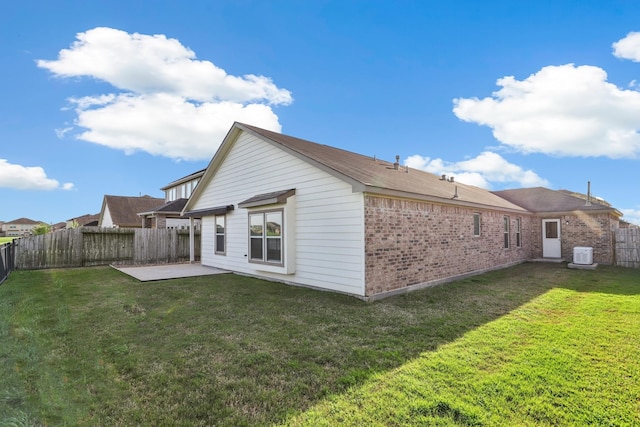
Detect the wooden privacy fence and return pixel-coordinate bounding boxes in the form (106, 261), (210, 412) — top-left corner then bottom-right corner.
(14, 227), (201, 270)
(615, 228), (640, 268)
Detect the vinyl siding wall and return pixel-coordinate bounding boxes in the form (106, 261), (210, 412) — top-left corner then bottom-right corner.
(192, 132), (365, 296)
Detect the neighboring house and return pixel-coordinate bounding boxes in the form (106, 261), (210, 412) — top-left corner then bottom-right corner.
(138, 198), (199, 229)
(492, 187), (621, 264)
(138, 169), (205, 229)
(52, 222), (67, 232)
(1, 217), (41, 237)
(162, 169), (205, 202)
(98, 195), (165, 228)
(67, 213), (100, 228)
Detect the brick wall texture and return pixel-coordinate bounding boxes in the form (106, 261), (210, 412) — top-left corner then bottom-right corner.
(363, 195), (618, 296)
(530, 213), (618, 264)
(364, 196), (534, 296)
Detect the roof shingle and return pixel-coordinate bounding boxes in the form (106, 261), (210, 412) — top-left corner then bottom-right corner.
(239, 123), (528, 212)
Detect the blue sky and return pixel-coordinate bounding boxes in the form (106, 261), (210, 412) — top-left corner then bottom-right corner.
(2, 1), (640, 225)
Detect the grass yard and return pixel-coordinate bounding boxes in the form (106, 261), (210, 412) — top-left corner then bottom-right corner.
(0, 237), (16, 245)
(1, 263), (639, 426)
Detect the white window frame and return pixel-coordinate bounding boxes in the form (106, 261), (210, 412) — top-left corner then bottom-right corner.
(504, 216), (510, 249)
(516, 217), (522, 247)
(215, 214), (226, 255)
(248, 209), (284, 266)
(473, 213), (481, 237)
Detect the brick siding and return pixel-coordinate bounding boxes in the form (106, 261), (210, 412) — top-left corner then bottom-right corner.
(530, 213), (618, 264)
(364, 196), (533, 296)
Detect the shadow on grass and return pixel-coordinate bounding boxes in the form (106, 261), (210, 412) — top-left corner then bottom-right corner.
(1, 262), (639, 426)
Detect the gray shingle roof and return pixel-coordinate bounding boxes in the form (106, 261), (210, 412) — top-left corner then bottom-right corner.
(239, 123), (528, 212)
(492, 187), (619, 214)
(103, 195), (165, 227)
(138, 198), (189, 215)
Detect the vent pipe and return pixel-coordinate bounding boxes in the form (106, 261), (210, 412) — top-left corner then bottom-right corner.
(586, 181), (592, 206)
(393, 155), (400, 170)
(452, 185), (459, 199)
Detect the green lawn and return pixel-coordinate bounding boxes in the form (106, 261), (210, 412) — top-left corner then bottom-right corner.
(0, 237), (16, 245)
(1, 263), (639, 426)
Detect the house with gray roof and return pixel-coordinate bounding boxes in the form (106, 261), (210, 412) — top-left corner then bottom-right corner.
(136, 169), (205, 229)
(98, 195), (165, 228)
(182, 122), (622, 299)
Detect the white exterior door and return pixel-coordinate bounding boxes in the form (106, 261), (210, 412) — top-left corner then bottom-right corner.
(542, 219), (561, 258)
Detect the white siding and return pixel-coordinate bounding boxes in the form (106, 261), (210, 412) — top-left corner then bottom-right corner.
(101, 206), (114, 227)
(192, 132), (365, 296)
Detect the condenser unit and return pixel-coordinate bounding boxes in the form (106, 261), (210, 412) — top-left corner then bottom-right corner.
(573, 247), (593, 265)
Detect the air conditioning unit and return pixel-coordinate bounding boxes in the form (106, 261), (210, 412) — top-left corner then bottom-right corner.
(573, 247), (593, 265)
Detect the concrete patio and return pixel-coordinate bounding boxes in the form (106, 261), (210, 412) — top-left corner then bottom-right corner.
(112, 263), (229, 282)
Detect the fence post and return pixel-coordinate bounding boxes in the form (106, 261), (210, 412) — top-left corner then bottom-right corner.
(0, 242), (15, 285)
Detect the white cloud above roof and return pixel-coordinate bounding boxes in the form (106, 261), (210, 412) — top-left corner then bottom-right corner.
(38, 27), (292, 161)
(453, 64), (640, 158)
(613, 32), (640, 62)
(621, 208), (640, 226)
(405, 151), (549, 190)
(0, 159), (74, 191)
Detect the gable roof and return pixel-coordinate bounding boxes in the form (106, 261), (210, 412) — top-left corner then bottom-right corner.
(138, 198), (189, 216)
(68, 213), (100, 226)
(101, 195), (165, 227)
(492, 187), (621, 216)
(5, 217), (40, 225)
(160, 169), (206, 191)
(185, 122), (528, 214)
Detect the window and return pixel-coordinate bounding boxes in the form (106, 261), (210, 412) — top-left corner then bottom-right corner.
(504, 216), (510, 248)
(473, 213), (481, 236)
(215, 215), (226, 254)
(249, 210), (283, 265)
(516, 218), (522, 247)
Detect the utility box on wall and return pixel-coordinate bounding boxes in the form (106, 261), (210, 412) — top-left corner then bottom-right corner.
(573, 247), (593, 265)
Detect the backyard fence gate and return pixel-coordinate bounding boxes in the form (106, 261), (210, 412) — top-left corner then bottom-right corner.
(615, 228), (640, 268)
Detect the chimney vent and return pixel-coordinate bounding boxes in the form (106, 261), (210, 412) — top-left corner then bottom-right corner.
(394, 155), (400, 170)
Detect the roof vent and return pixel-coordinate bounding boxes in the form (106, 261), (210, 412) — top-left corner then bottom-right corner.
(393, 155), (400, 170)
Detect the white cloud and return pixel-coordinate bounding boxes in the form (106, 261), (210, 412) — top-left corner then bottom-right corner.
(453, 64), (640, 158)
(613, 32), (640, 62)
(405, 151), (549, 190)
(70, 93), (280, 161)
(0, 159), (74, 191)
(621, 209), (640, 226)
(37, 27), (292, 161)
